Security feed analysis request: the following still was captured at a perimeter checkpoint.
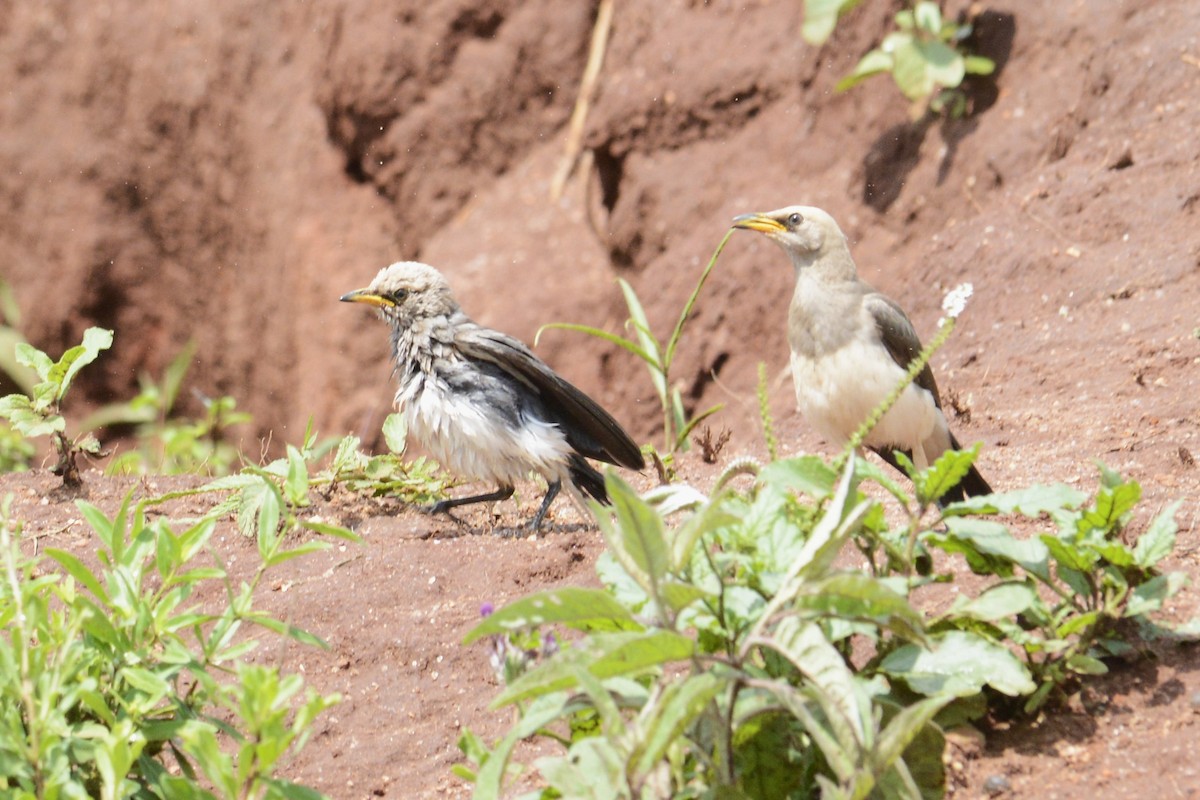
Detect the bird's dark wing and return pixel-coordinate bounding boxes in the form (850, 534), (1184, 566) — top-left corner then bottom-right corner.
(864, 293), (942, 408)
(454, 324), (645, 470)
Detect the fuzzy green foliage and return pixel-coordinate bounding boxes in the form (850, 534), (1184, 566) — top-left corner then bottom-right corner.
(88, 341), (252, 477)
(806, 0), (995, 117)
(0, 489), (349, 797)
(0, 327), (113, 487)
(455, 451), (1190, 798)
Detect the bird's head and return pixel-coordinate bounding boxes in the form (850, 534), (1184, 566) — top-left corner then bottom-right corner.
(731, 205), (850, 269)
(340, 261), (459, 328)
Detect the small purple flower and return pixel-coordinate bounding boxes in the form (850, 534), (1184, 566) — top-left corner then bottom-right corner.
(480, 602), (495, 617)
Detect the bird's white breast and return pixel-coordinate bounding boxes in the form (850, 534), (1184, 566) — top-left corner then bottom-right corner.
(790, 323), (942, 466)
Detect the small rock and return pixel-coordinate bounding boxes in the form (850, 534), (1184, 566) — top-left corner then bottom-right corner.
(983, 774), (1012, 796)
(1189, 690), (1200, 711)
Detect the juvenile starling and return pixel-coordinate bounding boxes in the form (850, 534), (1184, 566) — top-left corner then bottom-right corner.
(733, 205), (992, 501)
(341, 261), (645, 529)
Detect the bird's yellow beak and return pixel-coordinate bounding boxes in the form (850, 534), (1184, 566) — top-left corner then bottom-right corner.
(731, 213), (786, 234)
(339, 289), (395, 308)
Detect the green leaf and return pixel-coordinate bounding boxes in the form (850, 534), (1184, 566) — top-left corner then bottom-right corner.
(1080, 480), (1141, 535)
(918, 445), (980, 505)
(891, 38), (933, 100)
(1127, 573), (1186, 617)
(836, 48), (894, 92)
(871, 694), (953, 793)
(802, 0), (862, 45)
(1066, 654), (1108, 676)
(881, 630), (1036, 697)
(1134, 499), (1182, 569)
(933, 517), (1050, 580)
(537, 737), (624, 800)
(382, 413), (407, 454)
(493, 631), (694, 707)
(963, 54), (995, 75)
(793, 572), (927, 643)
(618, 278), (666, 396)
(607, 472), (669, 584)
(298, 518), (362, 543)
(50, 327), (114, 402)
(536, 322), (659, 370)
(950, 581), (1038, 622)
(917, 39), (966, 90)
(632, 672), (725, 779)
(14, 341), (53, 380)
(45, 547), (110, 603)
(945, 482), (1088, 516)
(913, 0), (942, 34)
(764, 617), (870, 747)
(464, 587), (641, 644)
(758, 455), (838, 499)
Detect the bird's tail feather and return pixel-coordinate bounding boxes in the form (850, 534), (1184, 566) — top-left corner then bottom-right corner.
(568, 454), (609, 505)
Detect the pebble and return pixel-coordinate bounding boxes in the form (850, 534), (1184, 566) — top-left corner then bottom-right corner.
(983, 774), (1012, 796)
(1189, 690), (1200, 711)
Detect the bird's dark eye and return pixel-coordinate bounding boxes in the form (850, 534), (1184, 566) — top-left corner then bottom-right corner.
(787, 212), (803, 228)
(391, 289), (409, 303)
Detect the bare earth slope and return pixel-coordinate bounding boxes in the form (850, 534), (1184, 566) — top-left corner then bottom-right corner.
(2, 0), (1200, 797)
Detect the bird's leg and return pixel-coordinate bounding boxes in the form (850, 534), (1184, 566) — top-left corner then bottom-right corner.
(428, 485), (515, 516)
(528, 480), (562, 531)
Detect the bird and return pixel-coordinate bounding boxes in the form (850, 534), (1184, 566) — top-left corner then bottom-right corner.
(732, 205), (992, 501)
(340, 261), (645, 530)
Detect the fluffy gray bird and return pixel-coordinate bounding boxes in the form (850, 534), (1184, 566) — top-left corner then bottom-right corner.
(733, 205), (991, 501)
(340, 261), (645, 529)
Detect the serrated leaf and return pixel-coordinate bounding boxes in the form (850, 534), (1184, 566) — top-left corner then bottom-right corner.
(463, 587), (641, 645)
(918, 445), (979, 505)
(881, 630), (1035, 697)
(1127, 573), (1186, 617)
(1134, 499), (1181, 569)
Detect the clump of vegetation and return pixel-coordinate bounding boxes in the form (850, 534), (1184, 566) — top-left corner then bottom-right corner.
(455, 450), (1189, 798)
(87, 341), (252, 477)
(0, 327), (113, 488)
(0, 487), (351, 797)
(806, 0), (995, 117)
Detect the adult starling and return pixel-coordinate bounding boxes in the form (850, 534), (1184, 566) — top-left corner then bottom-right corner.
(341, 261), (645, 529)
(733, 205), (992, 501)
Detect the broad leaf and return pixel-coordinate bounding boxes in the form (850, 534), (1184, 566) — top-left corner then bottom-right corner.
(881, 630), (1035, 697)
(464, 587), (641, 645)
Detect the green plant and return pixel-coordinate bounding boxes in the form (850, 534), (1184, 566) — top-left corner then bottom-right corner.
(88, 341), (252, 477)
(0, 486), (351, 797)
(185, 416), (446, 541)
(538, 232), (733, 463)
(0, 327), (113, 488)
(455, 444), (1190, 798)
(806, 1), (995, 117)
(314, 414), (449, 504)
